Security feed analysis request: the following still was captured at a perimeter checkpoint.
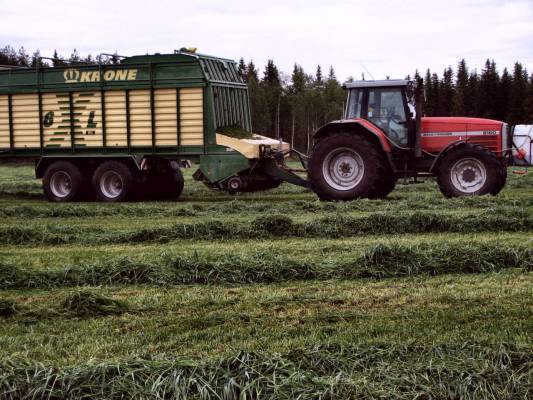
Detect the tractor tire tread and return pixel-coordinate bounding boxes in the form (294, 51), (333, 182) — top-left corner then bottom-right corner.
(436, 143), (506, 198)
(309, 131), (390, 200)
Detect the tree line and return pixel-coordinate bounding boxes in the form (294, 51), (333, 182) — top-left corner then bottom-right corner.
(0, 45), (120, 67)
(2, 45), (533, 153)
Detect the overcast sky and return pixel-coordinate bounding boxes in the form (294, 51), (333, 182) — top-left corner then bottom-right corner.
(1, 0), (532, 82)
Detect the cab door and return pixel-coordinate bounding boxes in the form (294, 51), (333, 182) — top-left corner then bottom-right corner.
(364, 87), (411, 148)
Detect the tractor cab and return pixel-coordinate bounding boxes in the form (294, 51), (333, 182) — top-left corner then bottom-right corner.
(344, 80), (416, 150)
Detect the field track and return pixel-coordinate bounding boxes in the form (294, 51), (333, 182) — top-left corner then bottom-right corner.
(0, 164), (532, 399)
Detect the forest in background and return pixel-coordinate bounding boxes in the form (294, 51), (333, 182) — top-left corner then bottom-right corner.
(2, 45), (533, 153)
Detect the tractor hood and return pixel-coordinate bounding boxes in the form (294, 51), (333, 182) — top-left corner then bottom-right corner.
(421, 116), (503, 132)
(420, 117), (504, 154)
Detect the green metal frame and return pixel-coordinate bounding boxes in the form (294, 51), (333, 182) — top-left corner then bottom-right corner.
(0, 52), (254, 184)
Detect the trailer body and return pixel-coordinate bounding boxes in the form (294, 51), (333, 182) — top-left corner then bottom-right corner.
(0, 52), (293, 200)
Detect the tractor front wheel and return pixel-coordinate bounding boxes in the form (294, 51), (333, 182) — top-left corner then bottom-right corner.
(436, 144), (506, 197)
(309, 132), (390, 200)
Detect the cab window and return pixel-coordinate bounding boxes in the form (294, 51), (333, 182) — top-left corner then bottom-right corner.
(346, 89), (363, 118)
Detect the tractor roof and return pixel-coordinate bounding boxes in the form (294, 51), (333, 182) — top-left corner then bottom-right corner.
(344, 79), (409, 89)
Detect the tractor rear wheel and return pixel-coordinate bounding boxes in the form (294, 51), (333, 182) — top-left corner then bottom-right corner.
(436, 144), (506, 197)
(373, 173), (397, 198)
(309, 132), (389, 200)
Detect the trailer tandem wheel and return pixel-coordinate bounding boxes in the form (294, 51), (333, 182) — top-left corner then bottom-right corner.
(93, 161), (138, 202)
(42, 161), (84, 202)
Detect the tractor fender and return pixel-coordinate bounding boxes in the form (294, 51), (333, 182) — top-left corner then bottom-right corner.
(313, 120), (395, 171)
(429, 140), (468, 173)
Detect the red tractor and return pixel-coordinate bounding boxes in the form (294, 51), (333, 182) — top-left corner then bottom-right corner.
(308, 79), (530, 200)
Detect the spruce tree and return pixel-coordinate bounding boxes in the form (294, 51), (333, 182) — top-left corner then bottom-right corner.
(261, 60), (283, 137)
(477, 59), (499, 118)
(52, 50), (66, 66)
(246, 61), (258, 82)
(423, 69), (434, 116)
(526, 73), (533, 123)
(0, 46), (18, 66)
(324, 66), (345, 121)
(237, 58), (247, 82)
(315, 65), (323, 87)
(30, 50), (45, 68)
(508, 62), (528, 125)
(431, 73), (441, 117)
(291, 64), (306, 94)
(453, 59), (468, 116)
(466, 71), (479, 117)
(497, 68), (511, 121)
(327, 66), (336, 81)
(246, 60), (269, 135)
(288, 64), (307, 149)
(440, 67), (455, 116)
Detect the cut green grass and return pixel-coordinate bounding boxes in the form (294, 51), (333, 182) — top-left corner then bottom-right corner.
(1, 342), (531, 400)
(1, 241), (531, 289)
(0, 163), (532, 399)
(1, 208), (532, 246)
(1, 271), (532, 365)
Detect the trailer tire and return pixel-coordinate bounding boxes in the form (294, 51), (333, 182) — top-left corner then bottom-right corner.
(436, 144), (506, 197)
(309, 132), (389, 200)
(154, 168), (185, 200)
(93, 161), (137, 202)
(42, 161), (84, 202)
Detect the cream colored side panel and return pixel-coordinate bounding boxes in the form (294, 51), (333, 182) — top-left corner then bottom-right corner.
(0, 96), (9, 148)
(154, 88), (177, 146)
(42, 93), (70, 148)
(12, 94), (40, 148)
(129, 89), (151, 146)
(179, 88), (203, 145)
(72, 91), (103, 147)
(104, 91), (127, 147)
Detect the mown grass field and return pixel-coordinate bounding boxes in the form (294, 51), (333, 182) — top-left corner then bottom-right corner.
(0, 162), (532, 399)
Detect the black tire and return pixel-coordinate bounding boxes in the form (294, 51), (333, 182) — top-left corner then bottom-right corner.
(373, 173), (397, 198)
(491, 163), (507, 195)
(309, 132), (389, 200)
(153, 168), (185, 200)
(42, 161), (84, 202)
(436, 144), (506, 198)
(93, 161), (137, 202)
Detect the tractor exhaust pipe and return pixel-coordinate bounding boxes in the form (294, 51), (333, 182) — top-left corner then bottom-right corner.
(414, 77), (424, 158)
